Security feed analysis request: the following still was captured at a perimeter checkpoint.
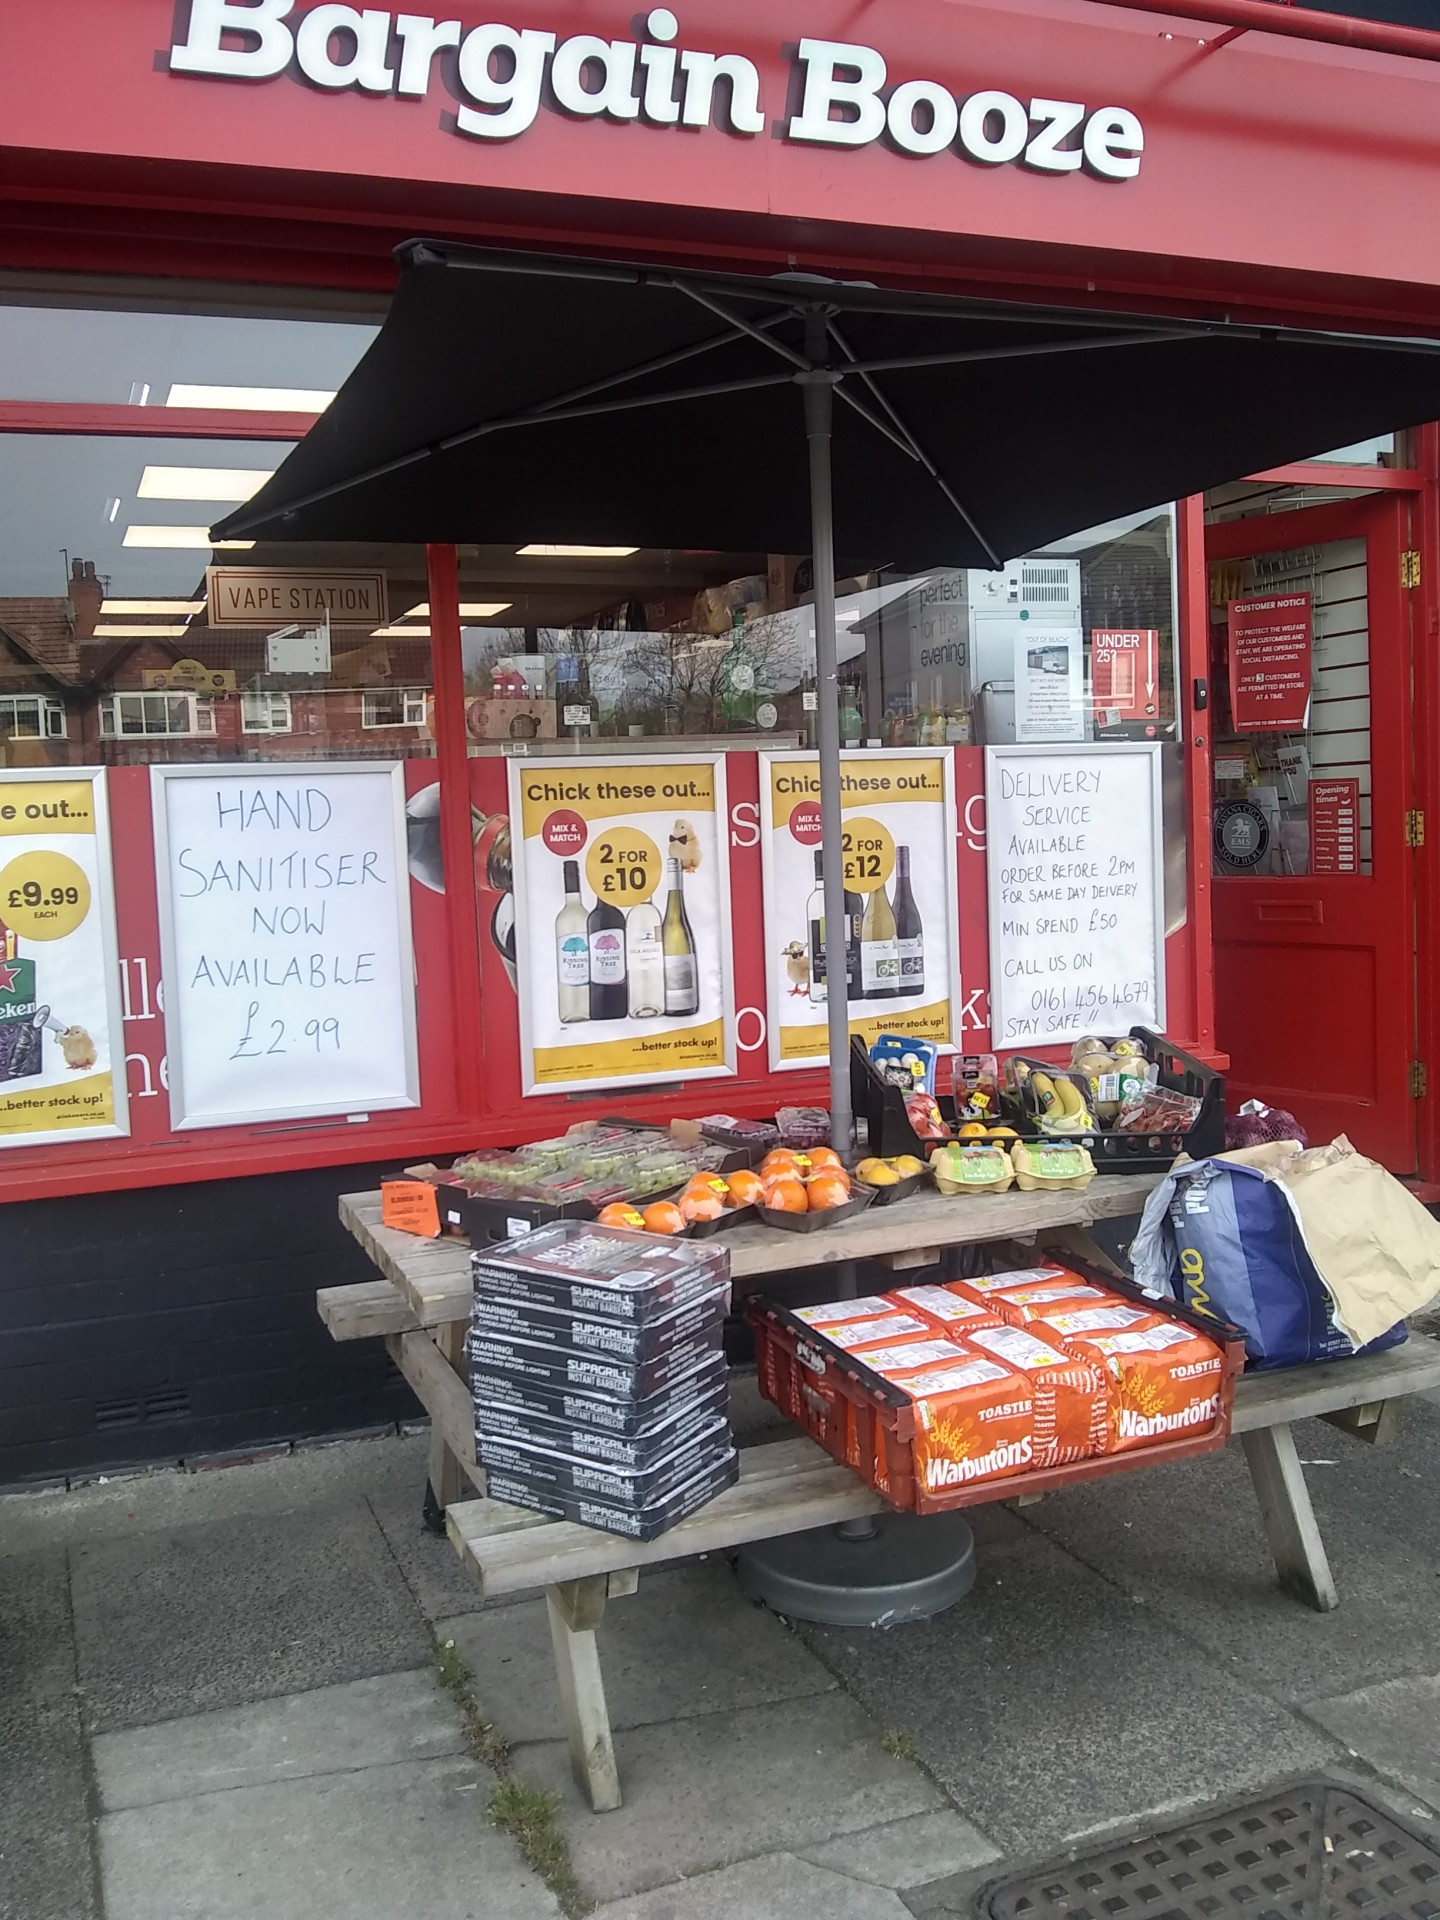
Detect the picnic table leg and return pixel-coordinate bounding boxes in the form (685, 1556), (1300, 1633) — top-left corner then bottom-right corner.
(424, 1320), (470, 1532)
(546, 1575), (623, 1812)
(1241, 1423), (1340, 1612)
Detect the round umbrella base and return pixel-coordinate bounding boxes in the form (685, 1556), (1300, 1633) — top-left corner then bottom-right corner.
(735, 1511), (976, 1628)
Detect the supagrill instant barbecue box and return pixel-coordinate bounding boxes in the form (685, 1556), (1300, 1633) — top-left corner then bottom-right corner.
(747, 1260), (1244, 1513)
(471, 1221), (737, 1536)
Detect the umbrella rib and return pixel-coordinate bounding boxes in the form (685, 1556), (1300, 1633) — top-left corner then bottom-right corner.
(840, 329), (1194, 376)
(827, 320), (1004, 568)
(670, 282), (815, 372)
(522, 308), (800, 419)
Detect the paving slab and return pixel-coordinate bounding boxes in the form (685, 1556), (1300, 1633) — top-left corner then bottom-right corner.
(0, 1698), (97, 1920)
(795, 1521), (1334, 1855)
(71, 1498), (430, 1732)
(438, 1558), (836, 1745)
(98, 1753), (557, 1920)
(0, 1548), (75, 1707)
(366, 1485), (516, 1621)
(1021, 1408), (1440, 1702)
(512, 1689), (944, 1905)
(1306, 1673), (1440, 1813)
(94, 1670), (467, 1810)
(588, 1849), (916, 1919)
(797, 1809), (1002, 1889)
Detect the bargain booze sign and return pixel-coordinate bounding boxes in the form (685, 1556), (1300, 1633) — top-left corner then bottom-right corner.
(170, 3), (1146, 179)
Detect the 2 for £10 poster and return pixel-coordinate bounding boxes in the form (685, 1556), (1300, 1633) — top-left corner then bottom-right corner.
(0, 770), (129, 1146)
(508, 756), (736, 1094)
(758, 751), (960, 1071)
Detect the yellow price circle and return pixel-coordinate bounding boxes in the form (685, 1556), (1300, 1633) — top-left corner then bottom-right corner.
(840, 816), (896, 895)
(585, 826), (660, 906)
(0, 850), (91, 941)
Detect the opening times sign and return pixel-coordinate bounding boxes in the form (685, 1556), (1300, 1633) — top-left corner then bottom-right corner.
(1228, 592), (1312, 732)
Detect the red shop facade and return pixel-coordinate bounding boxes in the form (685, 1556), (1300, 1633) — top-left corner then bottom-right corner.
(4, 0), (1440, 1481)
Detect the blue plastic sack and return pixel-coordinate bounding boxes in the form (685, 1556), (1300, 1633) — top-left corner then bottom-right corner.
(1131, 1156), (1407, 1370)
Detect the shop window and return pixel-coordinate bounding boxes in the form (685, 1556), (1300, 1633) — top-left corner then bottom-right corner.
(100, 692), (216, 737)
(240, 690), (293, 734)
(362, 688), (429, 728)
(0, 432), (435, 766)
(1209, 537), (1372, 875)
(0, 694), (67, 740)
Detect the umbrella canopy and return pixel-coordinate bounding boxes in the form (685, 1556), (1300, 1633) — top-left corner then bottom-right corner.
(215, 243), (1440, 1148)
(217, 242), (1440, 567)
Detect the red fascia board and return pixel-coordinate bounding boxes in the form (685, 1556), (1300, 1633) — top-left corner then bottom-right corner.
(1086, 0), (1440, 62)
(1245, 461), (1425, 490)
(0, 402), (314, 439)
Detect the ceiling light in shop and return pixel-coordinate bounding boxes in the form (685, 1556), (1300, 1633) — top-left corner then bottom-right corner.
(123, 526), (254, 549)
(165, 383), (335, 412)
(100, 600), (205, 615)
(516, 544), (638, 558)
(372, 625), (431, 638)
(92, 624), (194, 639)
(401, 602), (513, 619)
(138, 466), (275, 501)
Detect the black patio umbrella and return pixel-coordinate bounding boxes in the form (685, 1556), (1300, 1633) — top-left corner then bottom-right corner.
(217, 243), (1440, 1146)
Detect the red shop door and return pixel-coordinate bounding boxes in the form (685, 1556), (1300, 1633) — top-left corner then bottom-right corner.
(1207, 494), (1417, 1171)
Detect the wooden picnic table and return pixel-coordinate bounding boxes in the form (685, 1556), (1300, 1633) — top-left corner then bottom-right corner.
(321, 1177), (1440, 1812)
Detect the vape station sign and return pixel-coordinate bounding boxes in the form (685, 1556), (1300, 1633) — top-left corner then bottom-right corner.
(508, 756), (736, 1094)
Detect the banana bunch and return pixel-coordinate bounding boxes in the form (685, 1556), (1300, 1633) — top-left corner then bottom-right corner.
(1028, 1069), (1097, 1135)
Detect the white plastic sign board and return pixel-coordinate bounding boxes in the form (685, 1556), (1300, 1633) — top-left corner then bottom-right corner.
(985, 743), (1165, 1047)
(151, 764), (419, 1129)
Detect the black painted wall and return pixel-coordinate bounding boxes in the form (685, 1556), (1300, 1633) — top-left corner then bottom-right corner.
(0, 1162), (421, 1486)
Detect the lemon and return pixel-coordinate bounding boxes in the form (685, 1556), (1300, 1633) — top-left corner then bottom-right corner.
(957, 1121), (989, 1138)
(862, 1162), (901, 1185)
(891, 1155), (925, 1176)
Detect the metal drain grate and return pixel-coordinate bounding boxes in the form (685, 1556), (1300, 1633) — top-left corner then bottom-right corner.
(986, 1781), (1440, 1920)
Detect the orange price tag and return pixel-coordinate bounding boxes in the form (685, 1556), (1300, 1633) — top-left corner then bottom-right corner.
(382, 1179), (441, 1239)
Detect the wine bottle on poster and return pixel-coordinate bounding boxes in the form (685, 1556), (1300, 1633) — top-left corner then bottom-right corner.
(844, 887), (863, 1001)
(587, 892), (628, 1020)
(554, 860), (590, 1024)
(861, 881), (900, 999)
(893, 845), (924, 998)
(806, 849), (827, 1006)
(625, 899), (664, 1018)
(661, 856), (699, 1016)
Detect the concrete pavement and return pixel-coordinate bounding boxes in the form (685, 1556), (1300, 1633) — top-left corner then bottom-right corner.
(3, 1375), (1440, 1919)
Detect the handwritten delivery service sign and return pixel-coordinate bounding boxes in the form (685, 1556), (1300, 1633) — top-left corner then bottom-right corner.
(508, 756), (735, 1095)
(0, 769), (128, 1147)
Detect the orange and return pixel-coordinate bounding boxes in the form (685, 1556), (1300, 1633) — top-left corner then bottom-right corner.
(684, 1173), (731, 1200)
(805, 1146), (844, 1174)
(597, 1203), (646, 1229)
(806, 1171), (852, 1210)
(761, 1174), (809, 1213)
(760, 1149), (804, 1177)
(679, 1189), (726, 1223)
(641, 1199), (687, 1235)
(725, 1168), (765, 1208)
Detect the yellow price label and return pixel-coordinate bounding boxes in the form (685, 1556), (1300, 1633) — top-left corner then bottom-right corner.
(585, 826), (660, 905)
(840, 817), (896, 894)
(0, 850), (91, 940)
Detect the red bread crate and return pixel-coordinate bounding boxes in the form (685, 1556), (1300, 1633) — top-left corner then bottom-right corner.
(745, 1261), (1246, 1515)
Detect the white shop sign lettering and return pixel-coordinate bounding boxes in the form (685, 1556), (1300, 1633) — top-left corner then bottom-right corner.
(170, 4), (1144, 178)
(150, 763), (420, 1130)
(984, 743), (1165, 1047)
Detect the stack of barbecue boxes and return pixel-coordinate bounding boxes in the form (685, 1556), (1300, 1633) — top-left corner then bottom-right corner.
(468, 1220), (738, 1539)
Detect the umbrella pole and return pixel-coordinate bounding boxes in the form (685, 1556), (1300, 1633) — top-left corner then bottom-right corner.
(803, 362), (855, 1158)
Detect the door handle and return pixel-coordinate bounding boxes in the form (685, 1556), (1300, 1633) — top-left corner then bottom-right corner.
(1193, 678), (1209, 711)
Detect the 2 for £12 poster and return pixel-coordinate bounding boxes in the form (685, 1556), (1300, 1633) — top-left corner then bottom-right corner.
(0, 770), (129, 1145)
(508, 756), (736, 1094)
(758, 751), (960, 1071)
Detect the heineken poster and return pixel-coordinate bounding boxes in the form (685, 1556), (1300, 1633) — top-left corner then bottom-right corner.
(758, 750), (961, 1071)
(507, 755), (735, 1095)
(0, 770), (129, 1145)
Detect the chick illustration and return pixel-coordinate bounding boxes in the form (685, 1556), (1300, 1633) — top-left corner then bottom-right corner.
(57, 1025), (97, 1071)
(782, 941), (810, 996)
(668, 819), (701, 872)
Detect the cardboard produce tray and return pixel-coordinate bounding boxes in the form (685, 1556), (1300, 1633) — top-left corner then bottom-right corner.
(747, 1261), (1246, 1515)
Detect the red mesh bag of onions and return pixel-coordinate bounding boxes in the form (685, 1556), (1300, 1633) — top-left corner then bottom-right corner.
(1225, 1100), (1308, 1151)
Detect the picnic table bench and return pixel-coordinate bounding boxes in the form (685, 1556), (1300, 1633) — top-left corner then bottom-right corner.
(321, 1180), (1440, 1812)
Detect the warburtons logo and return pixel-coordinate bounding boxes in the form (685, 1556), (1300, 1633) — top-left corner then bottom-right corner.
(924, 1435), (1032, 1488)
(1117, 1394), (1219, 1440)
